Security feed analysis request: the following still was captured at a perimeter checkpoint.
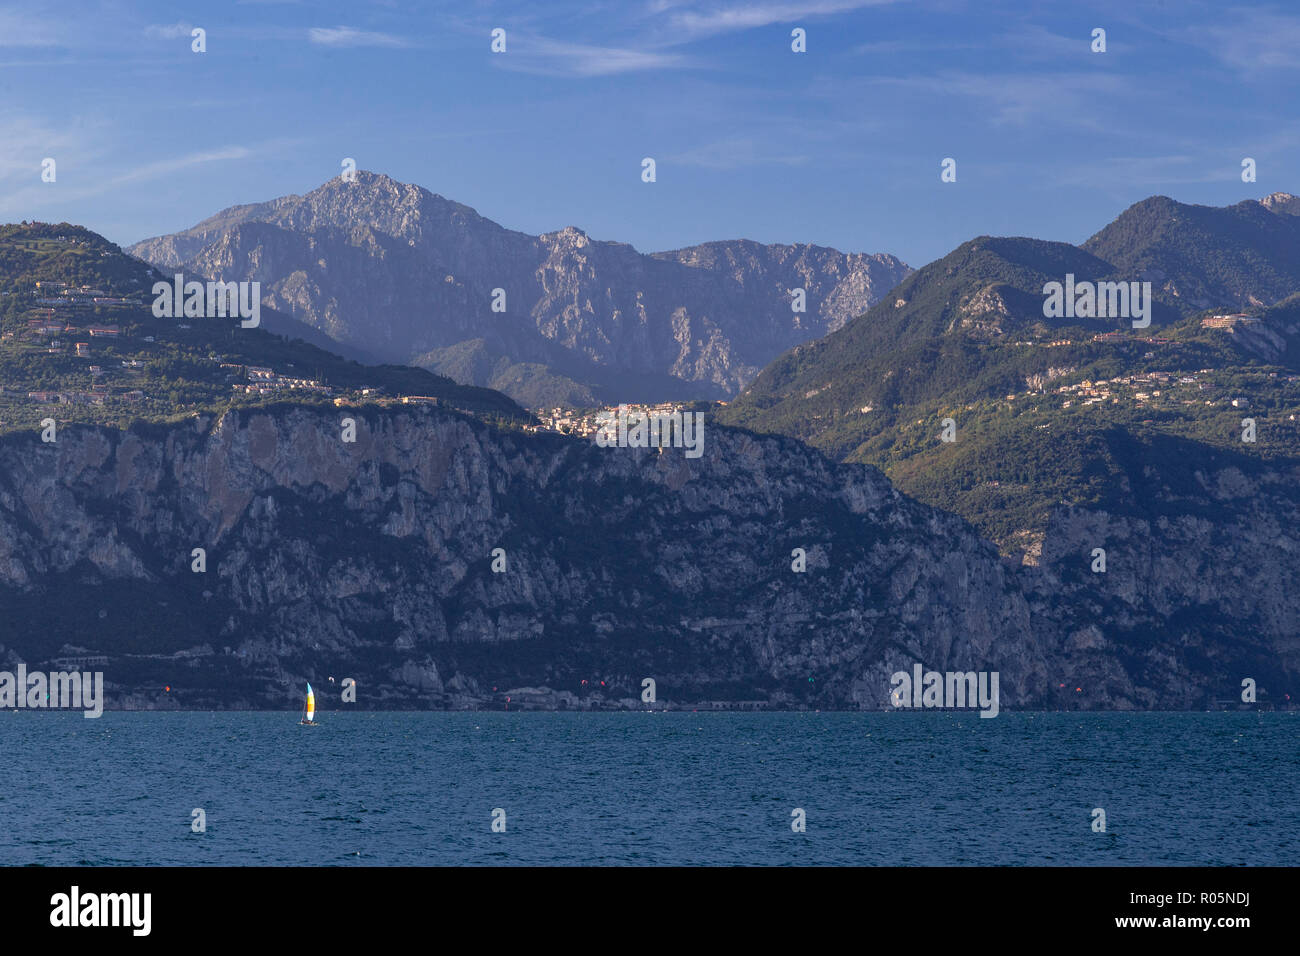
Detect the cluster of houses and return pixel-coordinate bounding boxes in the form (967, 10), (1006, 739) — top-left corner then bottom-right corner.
(1009, 333), (1177, 348)
(22, 388), (144, 405)
(32, 280), (140, 309)
(19, 305), (122, 362)
(328, 392), (442, 409)
(3, 285), (397, 413)
(23, 317), (118, 336)
(225, 364), (333, 396)
(1056, 372), (1201, 408)
(1048, 369), (1299, 411)
(526, 402), (695, 438)
(1201, 313), (1262, 329)
(1091, 331), (1176, 345)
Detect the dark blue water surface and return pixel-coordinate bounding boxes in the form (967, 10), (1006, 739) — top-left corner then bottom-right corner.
(2, 712), (1295, 865)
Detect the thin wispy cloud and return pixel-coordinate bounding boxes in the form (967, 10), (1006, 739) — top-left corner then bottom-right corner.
(0, 7), (66, 46)
(996, 24), (1125, 61)
(111, 146), (252, 186)
(1053, 154), (1234, 190)
(665, 0), (895, 43)
(145, 22), (197, 40)
(844, 70), (1131, 128)
(308, 26), (409, 48)
(853, 38), (978, 55)
(666, 136), (810, 169)
(0, 114), (89, 182)
(495, 36), (693, 76)
(0, 142), (253, 215)
(854, 26), (1125, 62)
(1175, 9), (1300, 71)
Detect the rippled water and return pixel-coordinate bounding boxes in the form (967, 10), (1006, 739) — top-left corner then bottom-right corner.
(3, 711), (1294, 865)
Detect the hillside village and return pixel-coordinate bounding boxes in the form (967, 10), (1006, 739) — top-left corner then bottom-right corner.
(2, 281), (334, 409)
(0, 273), (485, 433)
(524, 401), (714, 438)
(958, 315), (1300, 421)
(1050, 368), (1298, 413)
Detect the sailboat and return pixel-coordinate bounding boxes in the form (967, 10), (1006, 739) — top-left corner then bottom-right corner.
(299, 682), (319, 726)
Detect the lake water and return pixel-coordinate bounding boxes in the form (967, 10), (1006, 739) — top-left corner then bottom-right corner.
(3, 711), (1295, 865)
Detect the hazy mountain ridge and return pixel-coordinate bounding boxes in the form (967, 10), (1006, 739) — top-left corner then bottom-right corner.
(1082, 193), (1300, 311)
(131, 195), (300, 269)
(726, 192), (1300, 440)
(0, 220), (529, 429)
(721, 191), (1300, 549)
(128, 172), (911, 405)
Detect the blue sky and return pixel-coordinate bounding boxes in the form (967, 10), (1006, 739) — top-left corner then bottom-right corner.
(3, 0), (1298, 268)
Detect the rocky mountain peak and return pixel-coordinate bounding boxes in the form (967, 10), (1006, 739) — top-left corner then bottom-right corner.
(1262, 191), (1300, 216)
(127, 172), (912, 405)
(543, 225), (591, 247)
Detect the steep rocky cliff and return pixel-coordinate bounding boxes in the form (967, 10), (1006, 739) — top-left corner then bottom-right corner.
(128, 172), (910, 405)
(0, 404), (1041, 710)
(0, 404), (1290, 711)
(1026, 442), (1300, 709)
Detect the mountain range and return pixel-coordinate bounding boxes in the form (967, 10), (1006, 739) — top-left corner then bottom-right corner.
(128, 172), (911, 407)
(1, 188), (1297, 710)
(0, 221), (528, 429)
(720, 191), (1300, 562)
(1083, 192), (1300, 311)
